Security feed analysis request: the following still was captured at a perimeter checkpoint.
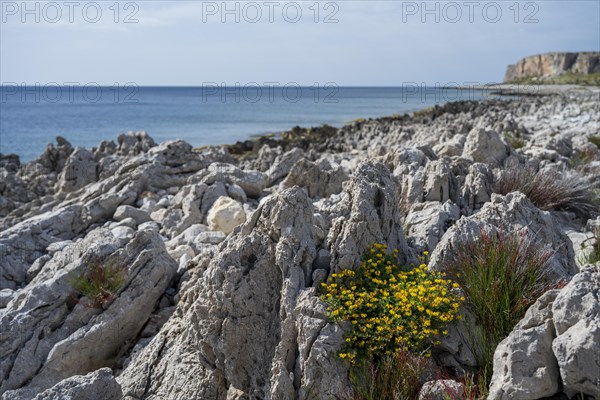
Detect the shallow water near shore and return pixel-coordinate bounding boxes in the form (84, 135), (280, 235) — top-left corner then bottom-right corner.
(0, 86), (492, 161)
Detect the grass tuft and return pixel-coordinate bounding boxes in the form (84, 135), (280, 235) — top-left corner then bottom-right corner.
(444, 227), (558, 395)
(503, 132), (526, 150)
(494, 165), (597, 217)
(350, 350), (429, 400)
(68, 260), (127, 308)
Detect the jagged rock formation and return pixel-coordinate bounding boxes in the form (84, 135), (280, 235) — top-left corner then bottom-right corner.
(504, 52), (600, 82)
(489, 265), (600, 400)
(1, 88), (599, 399)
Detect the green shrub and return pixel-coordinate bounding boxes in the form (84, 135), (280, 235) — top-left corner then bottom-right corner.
(68, 260), (126, 308)
(321, 244), (463, 400)
(494, 165), (597, 217)
(444, 227), (557, 394)
(503, 132), (526, 150)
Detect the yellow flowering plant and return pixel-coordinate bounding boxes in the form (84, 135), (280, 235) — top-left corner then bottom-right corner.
(321, 243), (463, 364)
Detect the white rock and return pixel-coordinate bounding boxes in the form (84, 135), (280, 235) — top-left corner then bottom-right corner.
(0, 288), (15, 308)
(418, 379), (464, 400)
(206, 196), (246, 235)
(463, 127), (509, 166)
(113, 205), (151, 225)
(110, 226), (135, 240)
(194, 231), (226, 245)
(168, 244), (195, 261)
(488, 290), (561, 400)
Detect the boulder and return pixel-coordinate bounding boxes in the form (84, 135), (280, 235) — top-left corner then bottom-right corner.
(488, 290), (561, 400)
(430, 192), (577, 280)
(191, 163), (266, 199)
(281, 158), (348, 198)
(429, 192), (578, 372)
(459, 163), (494, 212)
(404, 201), (460, 252)
(551, 265), (600, 398)
(0, 205), (89, 290)
(462, 127), (509, 167)
(117, 132), (156, 156)
(206, 196), (246, 234)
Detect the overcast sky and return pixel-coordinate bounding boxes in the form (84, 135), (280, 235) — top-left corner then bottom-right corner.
(1, 1), (598, 86)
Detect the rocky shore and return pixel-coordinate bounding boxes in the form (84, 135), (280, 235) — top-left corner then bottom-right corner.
(1, 86), (599, 399)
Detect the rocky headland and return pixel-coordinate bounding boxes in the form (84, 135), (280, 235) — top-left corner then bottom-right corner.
(504, 52), (600, 84)
(1, 85), (599, 399)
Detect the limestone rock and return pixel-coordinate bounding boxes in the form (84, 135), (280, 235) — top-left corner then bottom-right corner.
(551, 265), (600, 398)
(30, 368), (122, 400)
(191, 163), (266, 199)
(281, 158), (348, 198)
(113, 205), (151, 225)
(459, 163), (494, 212)
(430, 192), (577, 280)
(117, 132), (157, 156)
(0, 205), (89, 290)
(488, 290), (561, 400)
(326, 161), (412, 274)
(0, 228), (177, 398)
(266, 147), (306, 185)
(206, 196), (246, 234)
(57, 147), (98, 193)
(489, 265), (600, 399)
(404, 201), (460, 252)
(462, 128), (509, 167)
(118, 187), (352, 400)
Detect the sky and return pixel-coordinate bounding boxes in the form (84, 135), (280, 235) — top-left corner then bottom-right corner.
(1, 0), (599, 86)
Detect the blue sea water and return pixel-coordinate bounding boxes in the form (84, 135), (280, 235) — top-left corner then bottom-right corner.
(0, 86), (492, 162)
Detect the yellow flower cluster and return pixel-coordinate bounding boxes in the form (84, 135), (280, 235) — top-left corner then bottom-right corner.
(320, 244), (463, 363)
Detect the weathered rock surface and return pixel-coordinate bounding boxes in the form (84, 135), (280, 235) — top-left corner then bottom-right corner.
(418, 379), (465, 400)
(1, 86), (599, 399)
(117, 187), (352, 400)
(430, 192), (577, 280)
(29, 368), (122, 400)
(281, 158), (348, 198)
(326, 161), (412, 272)
(489, 265), (600, 400)
(0, 228), (177, 398)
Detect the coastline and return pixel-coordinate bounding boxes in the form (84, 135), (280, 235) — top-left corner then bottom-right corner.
(1, 85), (599, 399)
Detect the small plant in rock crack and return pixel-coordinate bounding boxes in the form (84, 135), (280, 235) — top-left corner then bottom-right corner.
(68, 260), (127, 308)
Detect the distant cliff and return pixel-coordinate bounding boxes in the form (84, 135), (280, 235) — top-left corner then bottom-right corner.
(504, 52), (600, 82)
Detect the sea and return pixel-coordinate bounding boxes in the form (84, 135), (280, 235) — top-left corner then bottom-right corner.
(0, 86), (494, 162)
